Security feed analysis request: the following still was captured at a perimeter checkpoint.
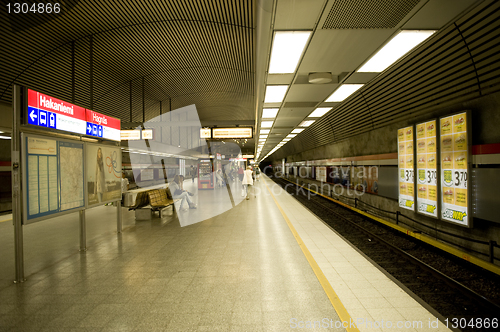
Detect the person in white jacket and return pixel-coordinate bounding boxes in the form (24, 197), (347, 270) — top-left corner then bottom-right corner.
(241, 166), (254, 200)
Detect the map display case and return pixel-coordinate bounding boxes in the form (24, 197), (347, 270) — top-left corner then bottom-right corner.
(22, 133), (85, 224)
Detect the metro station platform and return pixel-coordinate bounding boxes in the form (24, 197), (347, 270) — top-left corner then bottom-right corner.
(0, 175), (451, 332)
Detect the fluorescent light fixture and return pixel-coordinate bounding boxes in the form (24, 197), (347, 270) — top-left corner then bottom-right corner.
(259, 134), (268, 138)
(0, 135), (11, 140)
(326, 84), (363, 102)
(262, 108), (279, 119)
(259, 139), (266, 142)
(283, 138), (290, 141)
(260, 129), (270, 134)
(292, 128), (304, 134)
(358, 30), (436, 72)
(269, 31), (311, 74)
(287, 134), (297, 138)
(309, 107), (331, 118)
(264, 85), (288, 103)
(299, 120), (315, 127)
(261, 121), (274, 128)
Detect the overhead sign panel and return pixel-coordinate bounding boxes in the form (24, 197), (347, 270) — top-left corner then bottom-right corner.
(86, 110), (121, 141)
(200, 128), (211, 138)
(440, 112), (471, 227)
(212, 127), (253, 139)
(416, 120), (438, 218)
(398, 126), (415, 211)
(120, 130), (141, 140)
(27, 89), (87, 135)
(120, 129), (154, 140)
(27, 89), (121, 141)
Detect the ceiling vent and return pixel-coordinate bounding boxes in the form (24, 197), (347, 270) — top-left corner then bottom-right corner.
(308, 72), (332, 84)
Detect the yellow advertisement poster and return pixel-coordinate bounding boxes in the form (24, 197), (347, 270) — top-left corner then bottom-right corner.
(398, 126), (414, 211)
(416, 120), (438, 217)
(440, 112), (469, 226)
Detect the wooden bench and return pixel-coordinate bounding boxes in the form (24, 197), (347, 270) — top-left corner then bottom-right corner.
(128, 188), (178, 219)
(147, 189), (179, 217)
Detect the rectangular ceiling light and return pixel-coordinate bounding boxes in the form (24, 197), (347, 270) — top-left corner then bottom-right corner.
(309, 107), (331, 118)
(259, 134), (268, 138)
(292, 128), (304, 134)
(261, 121), (274, 128)
(283, 138), (291, 141)
(262, 108), (279, 119)
(260, 129), (270, 134)
(269, 31), (311, 74)
(287, 134), (297, 138)
(326, 84), (363, 102)
(264, 85), (288, 103)
(358, 30), (436, 73)
(299, 120), (315, 127)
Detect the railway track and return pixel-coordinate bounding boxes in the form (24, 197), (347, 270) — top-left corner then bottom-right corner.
(272, 176), (500, 332)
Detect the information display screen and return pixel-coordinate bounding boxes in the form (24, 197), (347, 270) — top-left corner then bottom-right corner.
(23, 134), (84, 223)
(416, 120), (438, 218)
(440, 112), (470, 226)
(398, 126), (415, 211)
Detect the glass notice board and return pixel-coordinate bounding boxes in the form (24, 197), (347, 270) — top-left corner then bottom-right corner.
(23, 134), (85, 224)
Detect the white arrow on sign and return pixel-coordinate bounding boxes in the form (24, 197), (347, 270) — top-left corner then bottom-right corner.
(30, 110), (37, 122)
(87, 123), (92, 133)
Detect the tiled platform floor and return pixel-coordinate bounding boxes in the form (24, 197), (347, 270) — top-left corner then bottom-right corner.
(263, 175), (452, 332)
(0, 177), (345, 332)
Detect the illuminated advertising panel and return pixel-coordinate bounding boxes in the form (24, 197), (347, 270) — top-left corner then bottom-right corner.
(416, 120), (438, 218)
(440, 112), (470, 227)
(398, 126), (415, 211)
(86, 143), (122, 207)
(316, 166), (327, 182)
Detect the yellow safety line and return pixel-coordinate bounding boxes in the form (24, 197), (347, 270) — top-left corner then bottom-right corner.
(263, 179), (360, 332)
(282, 177), (500, 276)
(0, 218), (12, 223)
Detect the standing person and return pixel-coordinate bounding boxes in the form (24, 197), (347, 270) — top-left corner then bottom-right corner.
(95, 147), (105, 203)
(242, 166), (254, 200)
(216, 169), (224, 187)
(255, 166), (260, 181)
(190, 165), (196, 183)
(170, 175), (196, 211)
(238, 166), (244, 183)
(121, 171), (129, 205)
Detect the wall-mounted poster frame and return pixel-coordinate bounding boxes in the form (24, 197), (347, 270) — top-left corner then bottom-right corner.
(398, 126), (415, 211)
(85, 143), (122, 208)
(22, 133), (85, 224)
(416, 119), (439, 218)
(439, 111), (472, 227)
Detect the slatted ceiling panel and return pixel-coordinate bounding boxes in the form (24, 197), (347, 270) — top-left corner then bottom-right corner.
(322, 0), (419, 29)
(277, 1), (500, 160)
(74, 38), (91, 108)
(0, 0), (254, 137)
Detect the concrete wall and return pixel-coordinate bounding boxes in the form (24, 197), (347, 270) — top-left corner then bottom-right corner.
(268, 91), (500, 266)
(276, 90), (500, 163)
